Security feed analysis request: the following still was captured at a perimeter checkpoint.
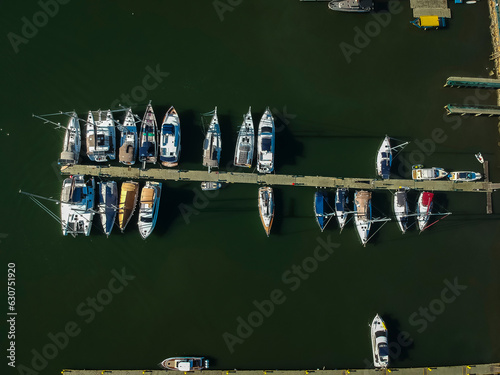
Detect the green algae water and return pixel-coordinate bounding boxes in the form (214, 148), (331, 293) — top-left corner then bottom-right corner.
(1, 0), (500, 373)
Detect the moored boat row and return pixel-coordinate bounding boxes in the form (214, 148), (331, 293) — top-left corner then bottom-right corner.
(49, 105), (276, 174)
(313, 188), (451, 245)
(60, 175), (161, 238)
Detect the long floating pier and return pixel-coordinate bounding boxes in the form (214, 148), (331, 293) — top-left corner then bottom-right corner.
(410, 0), (451, 18)
(444, 76), (500, 89)
(444, 104), (500, 116)
(61, 363), (500, 375)
(60, 165), (500, 194)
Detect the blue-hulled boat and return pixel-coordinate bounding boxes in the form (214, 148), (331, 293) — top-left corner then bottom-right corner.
(314, 190), (333, 232)
(98, 180), (118, 236)
(118, 108), (138, 165)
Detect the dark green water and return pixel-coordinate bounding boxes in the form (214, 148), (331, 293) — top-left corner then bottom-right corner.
(1, 1), (500, 374)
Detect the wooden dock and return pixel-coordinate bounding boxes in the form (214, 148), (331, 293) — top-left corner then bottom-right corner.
(60, 165), (500, 194)
(60, 363), (500, 375)
(444, 104), (500, 117)
(410, 0), (451, 18)
(444, 76), (500, 89)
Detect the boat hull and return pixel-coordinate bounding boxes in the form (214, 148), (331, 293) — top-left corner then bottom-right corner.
(203, 108), (221, 169)
(234, 108), (255, 168)
(448, 171), (482, 181)
(60, 175), (95, 236)
(376, 136), (392, 179)
(98, 181), (118, 236)
(258, 186), (274, 236)
(118, 181), (139, 232)
(119, 109), (138, 165)
(335, 188), (349, 231)
(417, 191), (434, 232)
(139, 104), (158, 164)
(86, 110), (116, 162)
(371, 314), (389, 368)
(393, 189), (409, 234)
(354, 190), (372, 246)
(257, 107), (275, 174)
(412, 166), (448, 181)
(160, 106), (181, 168)
(59, 112), (81, 165)
(314, 190), (331, 232)
(138, 181), (162, 239)
(160, 357), (209, 371)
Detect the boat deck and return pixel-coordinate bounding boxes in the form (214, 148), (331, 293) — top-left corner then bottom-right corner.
(60, 363), (500, 375)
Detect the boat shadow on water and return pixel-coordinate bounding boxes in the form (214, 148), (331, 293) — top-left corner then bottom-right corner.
(217, 112), (238, 168)
(274, 122), (304, 171)
(380, 314), (415, 364)
(177, 110), (204, 164)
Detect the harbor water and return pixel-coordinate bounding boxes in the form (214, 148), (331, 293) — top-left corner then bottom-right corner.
(1, 0), (500, 373)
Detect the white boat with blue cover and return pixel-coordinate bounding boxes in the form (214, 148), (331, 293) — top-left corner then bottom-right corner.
(448, 171), (482, 181)
(118, 108), (138, 165)
(234, 107), (255, 168)
(257, 107), (275, 173)
(98, 181), (118, 237)
(138, 181), (162, 239)
(371, 314), (389, 368)
(60, 175), (95, 237)
(160, 106), (181, 167)
(86, 110), (116, 162)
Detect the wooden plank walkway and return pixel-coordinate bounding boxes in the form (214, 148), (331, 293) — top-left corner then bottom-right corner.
(60, 165), (499, 193)
(444, 76), (500, 89)
(410, 0), (451, 18)
(60, 363), (500, 375)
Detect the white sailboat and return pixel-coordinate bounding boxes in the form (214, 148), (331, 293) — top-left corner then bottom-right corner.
(86, 109), (116, 162)
(137, 181), (162, 239)
(234, 107), (255, 168)
(376, 136), (408, 180)
(354, 190), (391, 246)
(160, 106), (181, 167)
(60, 175), (95, 236)
(334, 188), (350, 231)
(58, 111), (81, 165)
(258, 186), (274, 237)
(138, 102), (158, 166)
(98, 181), (118, 237)
(257, 107), (275, 173)
(416, 191), (434, 232)
(118, 108), (138, 165)
(393, 188), (409, 234)
(202, 107), (222, 171)
(370, 314), (389, 368)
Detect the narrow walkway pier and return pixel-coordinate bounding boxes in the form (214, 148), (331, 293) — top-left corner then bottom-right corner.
(444, 76), (500, 89)
(60, 363), (500, 375)
(444, 104), (500, 116)
(410, 0), (451, 18)
(60, 165), (500, 194)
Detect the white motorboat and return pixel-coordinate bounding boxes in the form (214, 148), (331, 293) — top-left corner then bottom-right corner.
(371, 314), (389, 368)
(257, 107), (275, 173)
